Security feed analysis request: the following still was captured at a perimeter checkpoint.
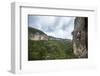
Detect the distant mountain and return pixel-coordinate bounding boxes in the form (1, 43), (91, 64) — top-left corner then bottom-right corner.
(48, 36), (66, 40)
(28, 27), (48, 40)
(28, 27), (46, 35)
(28, 27), (71, 41)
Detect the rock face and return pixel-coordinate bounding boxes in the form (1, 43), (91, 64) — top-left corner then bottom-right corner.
(72, 17), (88, 58)
(29, 32), (48, 40)
(28, 27), (48, 40)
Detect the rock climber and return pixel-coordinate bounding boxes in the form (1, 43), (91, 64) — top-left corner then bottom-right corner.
(76, 31), (81, 40)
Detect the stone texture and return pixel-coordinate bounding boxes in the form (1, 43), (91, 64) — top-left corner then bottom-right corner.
(29, 32), (48, 40)
(72, 17), (88, 58)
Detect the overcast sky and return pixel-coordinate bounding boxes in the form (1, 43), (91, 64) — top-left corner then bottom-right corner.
(28, 15), (75, 39)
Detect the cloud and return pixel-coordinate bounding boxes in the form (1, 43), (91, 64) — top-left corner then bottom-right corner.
(28, 15), (75, 39)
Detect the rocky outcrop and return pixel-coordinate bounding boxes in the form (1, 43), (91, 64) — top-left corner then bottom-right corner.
(28, 27), (48, 40)
(29, 32), (48, 40)
(72, 17), (88, 58)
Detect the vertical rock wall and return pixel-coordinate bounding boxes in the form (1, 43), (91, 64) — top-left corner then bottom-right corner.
(72, 17), (88, 58)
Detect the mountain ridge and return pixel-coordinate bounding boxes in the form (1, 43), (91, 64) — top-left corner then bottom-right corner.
(28, 27), (71, 41)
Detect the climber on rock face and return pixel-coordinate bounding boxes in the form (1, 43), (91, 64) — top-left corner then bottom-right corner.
(76, 31), (81, 40)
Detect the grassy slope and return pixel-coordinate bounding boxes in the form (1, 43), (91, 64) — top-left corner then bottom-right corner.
(28, 40), (76, 60)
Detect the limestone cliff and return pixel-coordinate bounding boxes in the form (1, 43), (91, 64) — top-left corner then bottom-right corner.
(72, 17), (88, 58)
(28, 27), (48, 40)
